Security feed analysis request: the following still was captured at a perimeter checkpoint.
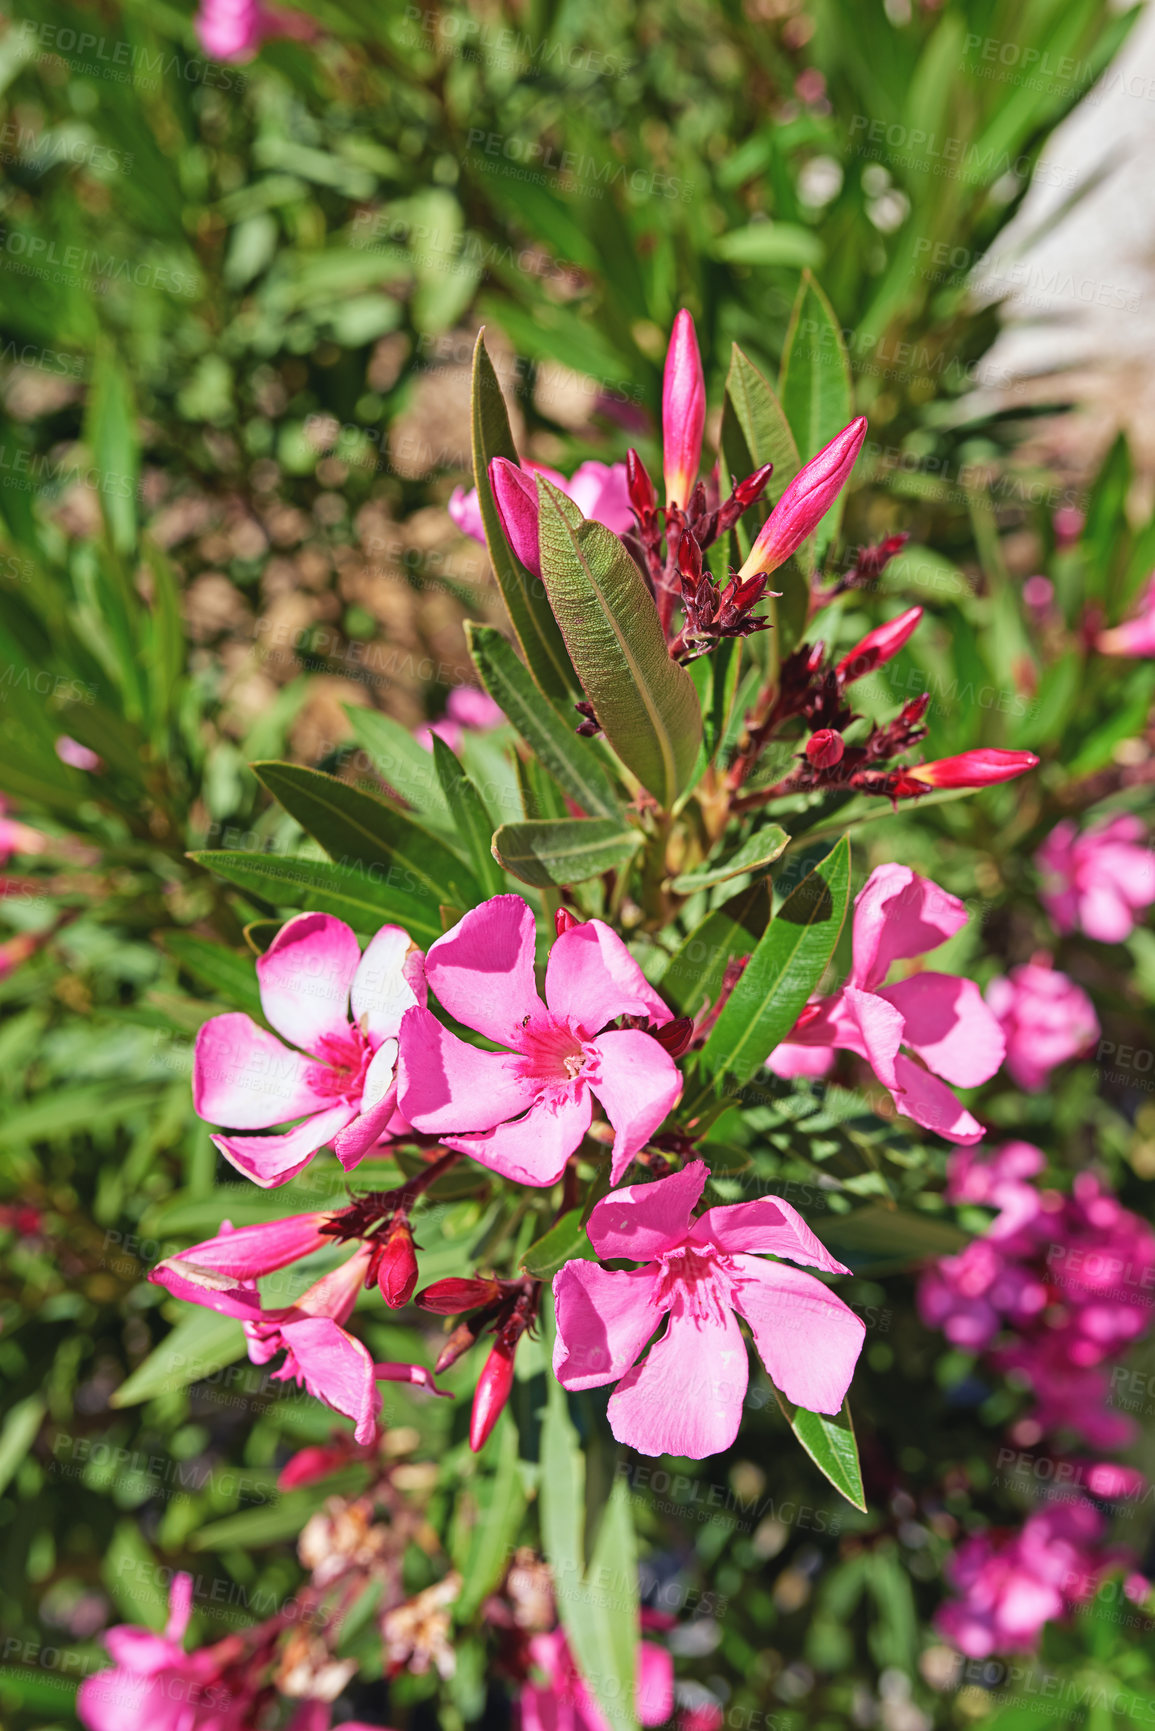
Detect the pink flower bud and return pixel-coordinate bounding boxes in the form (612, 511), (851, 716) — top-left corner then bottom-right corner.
(905, 750), (1040, 789)
(662, 309), (706, 508)
(373, 1215), (419, 1308)
(417, 1276), (505, 1315)
(555, 908), (582, 937)
(806, 729), (845, 769)
(626, 448), (657, 521)
(835, 606), (923, 683)
(470, 1338), (516, 1452)
(738, 415), (867, 580)
(489, 457), (542, 578)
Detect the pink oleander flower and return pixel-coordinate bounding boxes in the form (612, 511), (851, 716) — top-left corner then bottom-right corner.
(1037, 813), (1155, 943)
(415, 684), (504, 753)
(520, 1628), (674, 1731)
(149, 1212), (336, 1310)
(1097, 575), (1155, 658)
(195, 0), (317, 61)
(451, 457), (632, 563)
(193, 913), (425, 1187)
(769, 864), (1005, 1143)
(154, 1236), (446, 1444)
(397, 896), (681, 1186)
(936, 1499), (1136, 1658)
(985, 957), (1099, 1091)
(737, 416), (867, 581)
(552, 1159), (864, 1458)
(662, 308), (707, 509)
(78, 1571), (254, 1731)
(0, 793), (45, 865)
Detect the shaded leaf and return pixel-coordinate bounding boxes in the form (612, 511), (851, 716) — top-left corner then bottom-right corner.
(492, 817), (642, 888)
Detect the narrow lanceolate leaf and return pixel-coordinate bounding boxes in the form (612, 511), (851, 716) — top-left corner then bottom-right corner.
(669, 824), (790, 893)
(0, 1395), (46, 1498)
(252, 762), (482, 910)
(542, 1345), (640, 1731)
(163, 932), (263, 1019)
(492, 817), (642, 888)
(343, 705), (452, 827)
(471, 332), (577, 701)
(190, 851), (444, 949)
(467, 623), (625, 820)
(656, 879), (770, 1020)
(779, 272), (854, 558)
(723, 345), (803, 508)
(700, 835), (851, 1085)
(774, 1391), (867, 1513)
(535, 478), (702, 809)
(520, 1209), (598, 1282)
(431, 736), (505, 897)
(453, 1414), (528, 1621)
(111, 1306), (247, 1407)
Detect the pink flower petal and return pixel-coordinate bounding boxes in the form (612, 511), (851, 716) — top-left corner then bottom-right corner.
(688, 1198), (850, 1273)
(212, 1103), (356, 1187)
(1079, 880), (1139, 943)
(891, 1053), (985, 1143)
(850, 863), (969, 992)
(586, 1159), (709, 1262)
(425, 895), (545, 1045)
(637, 1641), (675, 1727)
(840, 985), (904, 1090)
(553, 1262), (662, 1390)
(279, 1316), (380, 1444)
(396, 1006), (534, 1133)
(193, 1012), (322, 1129)
(730, 1255), (865, 1413)
(546, 919), (672, 1034)
(587, 1029), (682, 1184)
(330, 1040), (398, 1169)
(878, 973), (1005, 1087)
(148, 1264), (265, 1317)
(440, 1088), (592, 1187)
(766, 1040), (836, 1079)
(154, 1214), (331, 1281)
(374, 1361), (451, 1397)
(607, 1300), (748, 1458)
(256, 912), (362, 1055)
(350, 925), (425, 1042)
(164, 1573), (193, 1644)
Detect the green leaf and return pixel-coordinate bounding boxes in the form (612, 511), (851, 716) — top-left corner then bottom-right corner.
(710, 223), (825, 269)
(541, 1359), (639, 1731)
(471, 332), (577, 701)
(720, 345), (809, 651)
(670, 824), (789, 893)
(773, 1391), (867, 1512)
(163, 932), (262, 1018)
(467, 623), (626, 820)
(700, 836), (851, 1085)
(190, 1467), (370, 1550)
(342, 705), (452, 826)
(86, 347), (138, 556)
(191, 849), (443, 948)
(454, 1413), (528, 1621)
(818, 1204), (968, 1271)
(535, 477), (702, 809)
(779, 271), (854, 559)
(521, 1209), (598, 1281)
(655, 879), (770, 1019)
(110, 1306), (247, 1408)
(0, 1083), (164, 1147)
(492, 817), (642, 888)
(0, 1394), (45, 1497)
(252, 762), (482, 909)
(431, 736), (505, 897)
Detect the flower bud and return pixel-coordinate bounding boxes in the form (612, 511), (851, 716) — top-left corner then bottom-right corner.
(732, 462), (774, 509)
(374, 1215), (419, 1308)
(417, 1277), (505, 1315)
(677, 529), (703, 591)
(555, 908), (582, 937)
(662, 309), (706, 508)
(470, 1338), (516, 1452)
(835, 606), (923, 683)
(626, 448), (657, 522)
(489, 457), (542, 578)
(738, 416), (867, 580)
(904, 750), (1040, 789)
(806, 729), (845, 770)
(651, 1015), (695, 1057)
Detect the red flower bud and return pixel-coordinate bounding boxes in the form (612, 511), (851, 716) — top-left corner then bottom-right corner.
(738, 416), (867, 580)
(470, 1338), (516, 1452)
(806, 729), (845, 770)
(555, 908), (582, 937)
(662, 309), (706, 508)
(835, 606), (923, 683)
(651, 1015), (695, 1058)
(416, 1277), (505, 1315)
(677, 530), (703, 590)
(904, 749), (1040, 789)
(626, 448), (657, 521)
(374, 1215), (419, 1308)
(489, 457), (542, 578)
(732, 462), (774, 509)
(276, 1441), (362, 1491)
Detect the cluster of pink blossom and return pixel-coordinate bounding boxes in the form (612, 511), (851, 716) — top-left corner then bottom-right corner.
(194, 0), (317, 61)
(1036, 813), (1155, 944)
(919, 1142), (1155, 1448)
(985, 955), (1100, 1092)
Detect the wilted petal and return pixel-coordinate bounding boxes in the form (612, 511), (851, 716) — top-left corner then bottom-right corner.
(731, 1255), (865, 1413)
(607, 1300), (748, 1458)
(553, 1262), (661, 1391)
(256, 912), (362, 1055)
